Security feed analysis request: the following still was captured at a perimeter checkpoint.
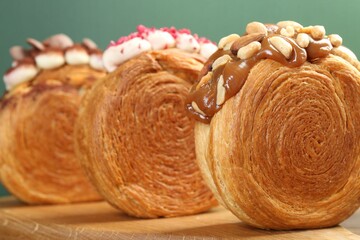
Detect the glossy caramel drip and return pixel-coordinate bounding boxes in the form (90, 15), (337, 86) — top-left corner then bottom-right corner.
(186, 25), (333, 123)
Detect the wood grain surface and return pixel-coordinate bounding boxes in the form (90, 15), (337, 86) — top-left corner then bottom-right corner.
(0, 197), (359, 240)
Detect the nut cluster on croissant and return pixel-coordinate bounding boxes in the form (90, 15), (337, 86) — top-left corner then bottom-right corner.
(187, 21), (360, 229)
(0, 34), (105, 203)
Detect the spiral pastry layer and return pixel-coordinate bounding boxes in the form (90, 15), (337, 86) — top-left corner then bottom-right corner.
(192, 21), (360, 229)
(76, 49), (217, 218)
(0, 35), (105, 203)
(196, 51), (360, 230)
(0, 66), (105, 203)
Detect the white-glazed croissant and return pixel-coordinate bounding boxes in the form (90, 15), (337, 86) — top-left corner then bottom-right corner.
(75, 26), (218, 218)
(0, 35), (105, 203)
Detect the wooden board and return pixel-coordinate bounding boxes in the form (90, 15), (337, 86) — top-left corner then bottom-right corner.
(0, 197), (359, 240)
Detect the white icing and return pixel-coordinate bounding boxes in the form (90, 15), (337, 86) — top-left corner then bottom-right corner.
(337, 45), (358, 60)
(200, 42), (217, 59)
(145, 30), (175, 50)
(65, 49), (90, 65)
(35, 52), (65, 69)
(90, 53), (105, 71)
(102, 30), (217, 73)
(4, 64), (38, 90)
(176, 33), (200, 53)
(3, 36), (104, 89)
(103, 37), (152, 72)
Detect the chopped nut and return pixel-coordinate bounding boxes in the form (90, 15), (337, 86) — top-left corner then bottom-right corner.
(10, 46), (26, 61)
(296, 33), (310, 48)
(269, 36), (293, 59)
(44, 34), (74, 49)
(300, 25), (325, 40)
(218, 34), (240, 50)
(83, 38), (98, 50)
(246, 22), (268, 35)
(277, 21), (303, 31)
(223, 42), (234, 51)
(311, 25), (326, 40)
(191, 101), (206, 115)
(280, 26), (295, 37)
(237, 41), (261, 60)
(230, 33), (265, 54)
(27, 38), (45, 51)
(298, 26), (312, 34)
(329, 34), (342, 47)
(216, 75), (226, 106)
(196, 72), (213, 90)
(212, 55), (232, 70)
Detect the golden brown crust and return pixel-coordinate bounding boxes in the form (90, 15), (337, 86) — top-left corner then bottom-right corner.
(33, 65), (102, 88)
(331, 47), (360, 71)
(195, 54), (360, 229)
(75, 49), (217, 218)
(0, 65), (105, 204)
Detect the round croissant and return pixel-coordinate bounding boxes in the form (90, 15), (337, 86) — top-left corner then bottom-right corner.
(0, 36), (105, 204)
(189, 21), (360, 229)
(76, 49), (217, 217)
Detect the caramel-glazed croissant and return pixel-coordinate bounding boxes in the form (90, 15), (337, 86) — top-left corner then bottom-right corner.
(188, 21), (360, 229)
(0, 35), (105, 203)
(76, 49), (217, 217)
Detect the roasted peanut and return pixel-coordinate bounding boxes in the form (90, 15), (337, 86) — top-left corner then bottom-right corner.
(280, 26), (295, 37)
(329, 34), (342, 47)
(246, 22), (268, 35)
(311, 25), (326, 40)
(218, 34), (240, 50)
(191, 101), (206, 115)
(296, 33), (310, 48)
(300, 25), (325, 40)
(212, 55), (232, 70)
(237, 41), (261, 60)
(196, 72), (213, 90)
(216, 75), (226, 106)
(277, 21), (303, 31)
(269, 36), (293, 59)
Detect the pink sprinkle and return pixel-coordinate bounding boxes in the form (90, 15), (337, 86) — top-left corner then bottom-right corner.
(106, 25), (214, 49)
(137, 25), (147, 33)
(193, 47), (197, 50)
(137, 25), (156, 38)
(189, 38), (193, 43)
(161, 26), (178, 39)
(129, 32), (140, 39)
(116, 36), (129, 45)
(138, 43), (141, 49)
(178, 28), (191, 34)
(107, 40), (116, 48)
(120, 48), (124, 54)
(197, 37), (215, 45)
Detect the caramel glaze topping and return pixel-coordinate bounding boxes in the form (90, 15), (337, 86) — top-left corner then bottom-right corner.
(186, 22), (336, 123)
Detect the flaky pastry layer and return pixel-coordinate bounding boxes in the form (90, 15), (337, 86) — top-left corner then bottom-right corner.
(76, 49), (217, 218)
(195, 55), (360, 229)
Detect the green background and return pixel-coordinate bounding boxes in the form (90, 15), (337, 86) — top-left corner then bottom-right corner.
(0, 0), (359, 197)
